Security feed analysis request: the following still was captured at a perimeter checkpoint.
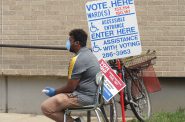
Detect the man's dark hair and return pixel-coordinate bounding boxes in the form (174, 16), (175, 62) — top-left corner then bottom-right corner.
(69, 29), (88, 47)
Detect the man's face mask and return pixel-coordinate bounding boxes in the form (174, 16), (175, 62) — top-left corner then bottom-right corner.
(66, 39), (71, 51)
(66, 39), (75, 53)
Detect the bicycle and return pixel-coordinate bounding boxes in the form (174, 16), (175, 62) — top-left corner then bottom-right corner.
(104, 50), (157, 122)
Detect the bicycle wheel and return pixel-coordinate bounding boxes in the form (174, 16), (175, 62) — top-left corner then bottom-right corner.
(126, 69), (151, 121)
(101, 98), (118, 122)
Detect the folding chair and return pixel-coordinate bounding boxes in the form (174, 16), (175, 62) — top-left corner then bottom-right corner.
(64, 72), (106, 122)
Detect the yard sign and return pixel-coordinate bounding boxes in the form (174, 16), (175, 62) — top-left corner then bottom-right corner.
(99, 59), (126, 101)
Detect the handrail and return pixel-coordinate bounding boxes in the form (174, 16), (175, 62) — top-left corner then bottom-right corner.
(0, 44), (67, 50)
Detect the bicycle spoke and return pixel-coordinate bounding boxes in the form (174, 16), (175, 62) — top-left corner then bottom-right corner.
(125, 68), (151, 121)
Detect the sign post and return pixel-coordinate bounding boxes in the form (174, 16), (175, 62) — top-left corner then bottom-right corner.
(116, 59), (126, 122)
(85, 0), (141, 122)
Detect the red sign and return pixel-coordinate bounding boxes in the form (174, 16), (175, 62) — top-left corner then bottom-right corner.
(99, 59), (126, 91)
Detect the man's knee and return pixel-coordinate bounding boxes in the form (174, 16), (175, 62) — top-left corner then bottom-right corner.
(41, 98), (56, 115)
(41, 94), (68, 113)
(41, 100), (49, 115)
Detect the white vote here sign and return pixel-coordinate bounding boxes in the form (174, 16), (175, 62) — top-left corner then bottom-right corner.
(86, 0), (142, 60)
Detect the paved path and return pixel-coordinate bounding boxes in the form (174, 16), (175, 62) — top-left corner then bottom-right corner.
(0, 113), (53, 122)
(0, 113), (133, 122)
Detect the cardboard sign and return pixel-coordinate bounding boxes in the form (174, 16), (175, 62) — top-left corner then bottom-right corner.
(99, 59), (126, 101)
(86, 0), (142, 60)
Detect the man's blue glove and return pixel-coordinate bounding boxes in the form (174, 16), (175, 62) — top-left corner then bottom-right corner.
(42, 87), (56, 97)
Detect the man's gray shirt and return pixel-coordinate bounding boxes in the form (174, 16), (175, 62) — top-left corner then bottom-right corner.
(68, 47), (100, 105)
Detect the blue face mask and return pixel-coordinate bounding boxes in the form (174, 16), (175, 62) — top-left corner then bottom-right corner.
(66, 39), (70, 51)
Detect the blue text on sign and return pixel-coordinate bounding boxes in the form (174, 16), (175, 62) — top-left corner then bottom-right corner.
(86, 2), (108, 11)
(91, 30), (114, 40)
(111, 0), (134, 7)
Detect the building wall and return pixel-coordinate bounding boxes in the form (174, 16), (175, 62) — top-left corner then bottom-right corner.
(0, 77), (6, 113)
(0, 76), (185, 115)
(0, 0), (185, 77)
(0, 75), (67, 114)
(150, 77), (185, 112)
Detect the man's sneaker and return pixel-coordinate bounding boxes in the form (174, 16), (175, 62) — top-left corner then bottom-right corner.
(74, 116), (85, 122)
(74, 117), (80, 122)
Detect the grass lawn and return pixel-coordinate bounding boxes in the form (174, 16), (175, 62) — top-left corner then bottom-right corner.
(130, 108), (185, 122)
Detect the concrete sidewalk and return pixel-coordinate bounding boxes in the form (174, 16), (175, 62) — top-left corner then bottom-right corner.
(0, 113), (133, 122)
(0, 113), (53, 122)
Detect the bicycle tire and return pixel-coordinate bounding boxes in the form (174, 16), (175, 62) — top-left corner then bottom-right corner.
(101, 98), (118, 122)
(126, 69), (151, 121)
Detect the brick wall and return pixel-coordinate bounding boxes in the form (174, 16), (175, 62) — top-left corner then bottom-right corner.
(0, 0), (88, 76)
(135, 0), (185, 77)
(0, 0), (185, 77)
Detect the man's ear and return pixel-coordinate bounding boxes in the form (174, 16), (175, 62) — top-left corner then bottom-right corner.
(74, 41), (79, 45)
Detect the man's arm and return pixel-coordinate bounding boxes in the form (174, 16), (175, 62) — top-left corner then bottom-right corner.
(55, 79), (80, 94)
(55, 54), (83, 94)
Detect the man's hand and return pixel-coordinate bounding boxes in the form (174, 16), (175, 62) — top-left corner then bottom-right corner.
(42, 87), (56, 97)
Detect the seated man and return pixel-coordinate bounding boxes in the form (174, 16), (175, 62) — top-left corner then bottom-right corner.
(41, 29), (100, 122)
